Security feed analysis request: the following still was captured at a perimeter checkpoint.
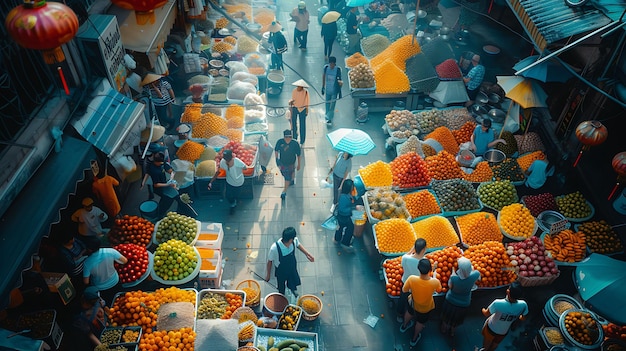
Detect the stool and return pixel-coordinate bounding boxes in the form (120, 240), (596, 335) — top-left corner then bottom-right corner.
(140, 200), (159, 222)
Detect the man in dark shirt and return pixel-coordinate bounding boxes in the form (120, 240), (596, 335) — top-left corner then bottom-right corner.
(346, 7), (360, 54)
(146, 152), (183, 217)
(274, 130), (301, 200)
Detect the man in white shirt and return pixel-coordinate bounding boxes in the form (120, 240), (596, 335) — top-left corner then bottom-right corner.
(208, 149), (248, 214)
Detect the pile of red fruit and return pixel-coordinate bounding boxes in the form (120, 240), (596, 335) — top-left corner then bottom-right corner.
(390, 152), (431, 188)
(602, 322), (626, 341)
(216, 141), (257, 166)
(114, 243), (150, 284)
(435, 59), (463, 79)
(523, 193), (557, 217)
(506, 236), (559, 278)
(108, 215), (154, 247)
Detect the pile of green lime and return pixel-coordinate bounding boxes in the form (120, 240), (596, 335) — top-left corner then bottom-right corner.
(153, 239), (198, 281)
(556, 191), (592, 219)
(155, 212), (198, 244)
(478, 180), (518, 211)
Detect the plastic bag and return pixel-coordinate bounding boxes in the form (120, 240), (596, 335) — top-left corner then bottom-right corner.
(244, 93), (265, 111)
(227, 81), (257, 101)
(285, 108), (291, 121)
(244, 109), (266, 124)
(257, 135), (273, 168)
(231, 71), (259, 86)
(321, 215), (339, 230)
(226, 61), (249, 76)
(320, 177), (333, 188)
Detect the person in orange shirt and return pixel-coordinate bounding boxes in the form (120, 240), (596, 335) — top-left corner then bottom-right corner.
(401, 258), (441, 347)
(288, 79), (310, 144)
(92, 172), (121, 217)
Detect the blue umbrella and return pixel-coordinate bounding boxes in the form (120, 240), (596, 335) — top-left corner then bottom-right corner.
(513, 55), (572, 83)
(575, 253), (626, 324)
(346, 0), (372, 7)
(327, 128), (376, 155)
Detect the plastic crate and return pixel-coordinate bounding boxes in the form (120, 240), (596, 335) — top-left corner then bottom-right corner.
(198, 264), (223, 289)
(16, 310), (63, 349)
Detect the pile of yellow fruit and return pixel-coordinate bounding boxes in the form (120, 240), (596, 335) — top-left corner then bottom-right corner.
(213, 41), (234, 54)
(359, 160), (393, 187)
(374, 218), (416, 254)
(498, 203), (536, 239)
(192, 112), (228, 138)
(181, 103), (203, 123)
(372, 59), (410, 94)
(176, 141), (205, 162)
(411, 216), (459, 249)
(227, 116), (244, 129)
(403, 190), (441, 218)
(225, 128), (243, 141)
(455, 212), (502, 245)
(516, 150), (547, 172)
(225, 104), (244, 119)
(215, 17), (229, 29)
(370, 35), (421, 70)
(223, 36), (238, 45)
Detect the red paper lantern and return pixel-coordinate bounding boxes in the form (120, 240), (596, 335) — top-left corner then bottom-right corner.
(5, 0), (79, 64)
(609, 151), (626, 200)
(573, 120), (608, 167)
(111, 0), (169, 25)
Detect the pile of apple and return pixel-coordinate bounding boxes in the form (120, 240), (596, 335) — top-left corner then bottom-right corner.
(216, 141), (257, 166)
(114, 243), (150, 284)
(506, 236), (559, 278)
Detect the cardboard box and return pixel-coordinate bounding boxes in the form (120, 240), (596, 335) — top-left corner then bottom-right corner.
(41, 272), (75, 305)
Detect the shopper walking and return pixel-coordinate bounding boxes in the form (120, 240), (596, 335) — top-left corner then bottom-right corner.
(290, 1), (310, 49)
(142, 73), (176, 129)
(265, 227), (315, 296)
(288, 79), (310, 144)
(329, 151), (353, 206)
(440, 257), (481, 337)
(321, 56), (343, 126)
(275, 130), (301, 200)
(321, 20), (338, 60)
(72, 197), (108, 248)
(478, 281), (528, 351)
(396, 238), (427, 322)
(208, 149), (248, 214)
(268, 22), (287, 70)
(401, 258), (441, 347)
(334, 179), (356, 251)
(463, 54), (485, 105)
(346, 7), (360, 54)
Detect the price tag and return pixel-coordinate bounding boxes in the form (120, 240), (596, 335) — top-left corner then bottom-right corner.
(549, 219), (569, 235)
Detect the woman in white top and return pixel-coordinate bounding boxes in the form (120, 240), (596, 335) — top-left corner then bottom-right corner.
(396, 238), (428, 321)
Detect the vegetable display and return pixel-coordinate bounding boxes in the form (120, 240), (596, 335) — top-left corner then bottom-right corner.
(114, 244), (149, 284)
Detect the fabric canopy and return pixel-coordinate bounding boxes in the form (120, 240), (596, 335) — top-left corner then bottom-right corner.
(72, 79), (145, 158)
(0, 137), (96, 308)
(108, 0), (177, 68)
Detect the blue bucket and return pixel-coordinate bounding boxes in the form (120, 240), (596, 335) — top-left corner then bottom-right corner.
(140, 200), (158, 219)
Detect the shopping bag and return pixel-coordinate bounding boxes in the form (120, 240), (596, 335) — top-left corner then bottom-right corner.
(321, 215), (339, 231)
(319, 178), (333, 189)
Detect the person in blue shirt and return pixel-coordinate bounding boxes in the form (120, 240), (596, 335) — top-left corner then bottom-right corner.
(463, 54), (485, 104)
(322, 57), (343, 126)
(440, 257), (481, 337)
(524, 159), (553, 189)
(469, 118), (506, 156)
(334, 179), (356, 252)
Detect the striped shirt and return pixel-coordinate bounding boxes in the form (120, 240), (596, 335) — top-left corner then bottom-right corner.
(144, 79), (174, 106)
(465, 64), (485, 90)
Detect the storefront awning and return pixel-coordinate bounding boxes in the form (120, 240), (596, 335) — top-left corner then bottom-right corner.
(0, 137), (96, 308)
(72, 79), (145, 158)
(108, 0), (177, 68)
(506, 0), (612, 51)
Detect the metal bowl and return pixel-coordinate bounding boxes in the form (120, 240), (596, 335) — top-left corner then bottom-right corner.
(488, 108), (506, 122)
(488, 93), (501, 105)
(440, 26), (451, 35)
(471, 104), (489, 115)
(477, 91), (489, 105)
(483, 149), (506, 164)
(417, 10), (427, 18)
(440, 34), (450, 41)
(537, 211), (566, 232)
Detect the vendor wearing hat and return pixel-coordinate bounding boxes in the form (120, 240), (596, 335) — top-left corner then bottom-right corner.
(268, 22), (288, 70)
(71, 286), (107, 349)
(71, 197), (108, 247)
(288, 79), (310, 144)
(141, 72), (176, 130)
(290, 1), (310, 49)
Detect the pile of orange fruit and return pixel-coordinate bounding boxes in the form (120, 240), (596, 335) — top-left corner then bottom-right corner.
(452, 121), (476, 144)
(464, 241), (517, 287)
(403, 190), (441, 218)
(225, 104), (244, 119)
(499, 203), (536, 239)
(455, 212), (502, 245)
(223, 36), (238, 45)
(176, 140), (205, 162)
(374, 218), (416, 254)
(426, 150), (464, 180)
(383, 256), (403, 296)
(463, 161), (493, 183)
(215, 17), (229, 29)
(516, 150), (547, 172)
(192, 112), (228, 138)
(425, 127), (459, 155)
(139, 327), (196, 351)
(411, 216), (459, 249)
(180, 103), (203, 123)
(108, 287), (196, 332)
(212, 41), (234, 54)
(563, 310), (600, 346)
(225, 128), (243, 141)
(346, 52), (369, 68)
(370, 35), (421, 70)
(543, 229), (587, 263)
(221, 292), (244, 319)
(359, 160), (393, 187)
(425, 246), (463, 292)
(372, 59), (410, 94)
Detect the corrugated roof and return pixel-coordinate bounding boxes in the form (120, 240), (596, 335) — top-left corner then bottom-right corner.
(507, 0), (612, 49)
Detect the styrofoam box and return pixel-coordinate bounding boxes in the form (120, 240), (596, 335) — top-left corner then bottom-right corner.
(195, 222), (224, 249)
(198, 248), (223, 289)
